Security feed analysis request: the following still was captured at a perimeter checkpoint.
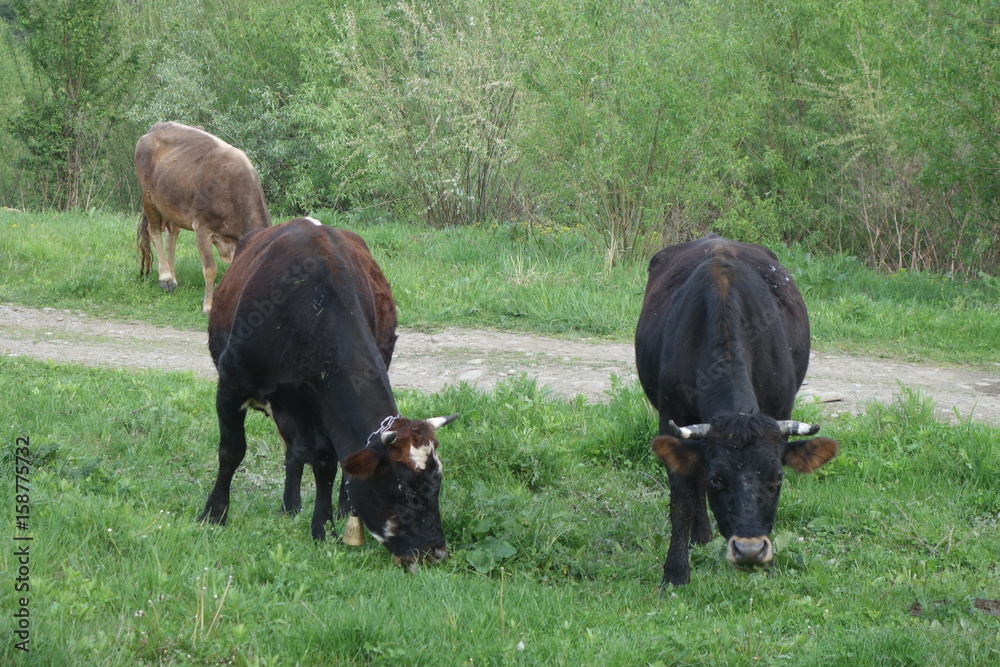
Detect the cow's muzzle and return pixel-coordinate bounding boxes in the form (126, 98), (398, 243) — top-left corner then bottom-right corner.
(726, 535), (773, 567)
(393, 545), (449, 573)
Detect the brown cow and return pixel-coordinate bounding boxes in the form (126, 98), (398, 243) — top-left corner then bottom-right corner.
(135, 121), (271, 313)
(201, 218), (457, 568)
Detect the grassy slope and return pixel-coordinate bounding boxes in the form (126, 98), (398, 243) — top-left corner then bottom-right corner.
(0, 359), (998, 665)
(2, 211), (998, 664)
(1, 210), (999, 364)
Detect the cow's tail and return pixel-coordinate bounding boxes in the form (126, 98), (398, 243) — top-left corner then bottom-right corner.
(137, 211), (152, 276)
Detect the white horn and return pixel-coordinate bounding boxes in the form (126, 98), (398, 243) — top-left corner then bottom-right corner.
(427, 413), (460, 429)
(380, 430), (397, 444)
(777, 420), (820, 437)
(668, 420), (710, 440)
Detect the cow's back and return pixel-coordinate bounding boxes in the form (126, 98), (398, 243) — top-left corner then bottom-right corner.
(135, 122), (271, 236)
(635, 235), (809, 422)
(208, 219), (394, 380)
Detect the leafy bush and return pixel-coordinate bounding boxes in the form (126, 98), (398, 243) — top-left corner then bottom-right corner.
(1, 0), (997, 273)
(331, 0), (531, 226)
(4, 0), (142, 210)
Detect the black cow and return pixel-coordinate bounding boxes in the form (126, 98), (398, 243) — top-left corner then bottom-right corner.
(199, 217), (458, 568)
(635, 234), (838, 586)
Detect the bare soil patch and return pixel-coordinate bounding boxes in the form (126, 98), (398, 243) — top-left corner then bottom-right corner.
(3, 304), (999, 424)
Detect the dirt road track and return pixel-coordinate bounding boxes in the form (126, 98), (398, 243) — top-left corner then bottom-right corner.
(3, 304), (999, 425)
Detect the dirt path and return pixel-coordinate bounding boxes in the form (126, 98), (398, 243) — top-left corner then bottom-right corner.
(3, 304), (999, 425)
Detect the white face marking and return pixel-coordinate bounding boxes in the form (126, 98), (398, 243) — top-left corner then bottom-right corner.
(370, 518), (396, 545)
(304, 216), (322, 226)
(408, 441), (437, 472)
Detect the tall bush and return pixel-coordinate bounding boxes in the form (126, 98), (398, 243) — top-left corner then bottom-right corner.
(729, 0), (1000, 273)
(332, 0), (529, 226)
(896, 0), (1000, 273)
(0, 15), (28, 208)
(1, 0), (997, 275)
(522, 0), (780, 264)
(126, 0), (354, 215)
(6, 0), (141, 210)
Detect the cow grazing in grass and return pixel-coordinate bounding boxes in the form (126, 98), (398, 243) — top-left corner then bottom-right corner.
(635, 234), (839, 586)
(135, 121), (271, 313)
(200, 217), (457, 568)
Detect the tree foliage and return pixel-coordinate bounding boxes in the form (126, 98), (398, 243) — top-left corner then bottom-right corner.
(0, 0), (997, 273)
(331, 0), (531, 226)
(5, 0), (141, 209)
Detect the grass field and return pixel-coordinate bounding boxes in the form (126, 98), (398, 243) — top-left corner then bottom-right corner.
(2, 210), (999, 664)
(2, 358), (999, 665)
(2, 210), (1000, 364)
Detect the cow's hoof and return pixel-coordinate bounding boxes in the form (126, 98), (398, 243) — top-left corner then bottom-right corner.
(660, 569), (690, 588)
(198, 508), (227, 525)
(159, 279), (178, 292)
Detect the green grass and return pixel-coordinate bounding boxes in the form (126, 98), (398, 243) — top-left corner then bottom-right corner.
(2, 210), (1000, 364)
(2, 209), (999, 662)
(1, 358), (998, 665)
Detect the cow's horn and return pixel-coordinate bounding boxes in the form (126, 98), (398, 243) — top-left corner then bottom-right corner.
(380, 430), (397, 445)
(427, 414), (460, 429)
(777, 420), (820, 437)
(668, 420), (710, 440)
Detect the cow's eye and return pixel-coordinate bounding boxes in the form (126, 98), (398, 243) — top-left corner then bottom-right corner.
(405, 491), (423, 509)
(768, 473), (783, 491)
(708, 474), (727, 491)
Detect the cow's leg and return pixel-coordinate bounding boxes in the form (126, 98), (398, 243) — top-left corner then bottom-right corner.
(271, 411), (305, 516)
(691, 475), (712, 545)
(199, 388), (248, 525)
(161, 227), (180, 291)
(194, 227), (218, 313)
(310, 459), (336, 541)
(282, 452), (304, 515)
(336, 477), (351, 518)
(144, 211), (178, 292)
(662, 471), (697, 587)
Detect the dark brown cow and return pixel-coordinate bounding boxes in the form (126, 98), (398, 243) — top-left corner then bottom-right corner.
(135, 121), (271, 313)
(200, 218), (457, 568)
(635, 234), (839, 586)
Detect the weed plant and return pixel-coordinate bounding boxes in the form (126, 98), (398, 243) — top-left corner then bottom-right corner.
(1, 358), (998, 664)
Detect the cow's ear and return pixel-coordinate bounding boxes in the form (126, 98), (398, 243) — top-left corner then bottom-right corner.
(783, 437), (838, 473)
(342, 448), (382, 480)
(651, 436), (703, 475)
